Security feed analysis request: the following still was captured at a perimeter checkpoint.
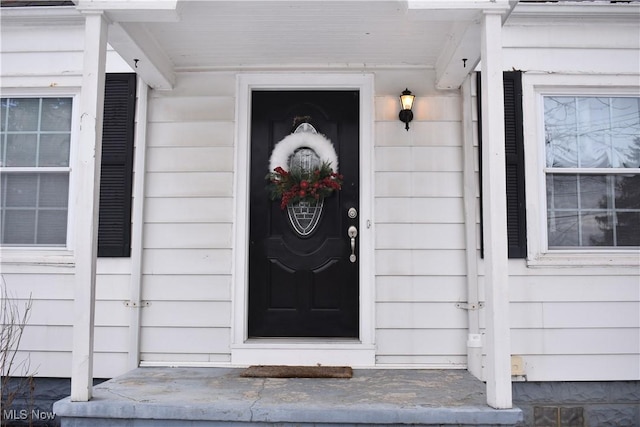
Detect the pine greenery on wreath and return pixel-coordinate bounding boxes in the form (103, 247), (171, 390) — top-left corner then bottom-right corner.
(266, 132), (343, 210)
(267, 163), (343, 210)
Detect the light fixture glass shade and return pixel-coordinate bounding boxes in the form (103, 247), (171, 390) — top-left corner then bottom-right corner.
(400, 88), (415, 111)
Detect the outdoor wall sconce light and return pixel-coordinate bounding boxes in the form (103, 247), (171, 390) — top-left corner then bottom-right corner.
(399, 88), (415, 131)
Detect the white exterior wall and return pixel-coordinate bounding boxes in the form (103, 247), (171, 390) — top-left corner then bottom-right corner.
(139, 72), (235, 365)
(494, 14), (640, 381)
(3, 5), (638, 383)
(138, 70), (470, 368)
(2, 16), (471, 375)
(1, 19), (133, 378)
(373, 73), (468, 367)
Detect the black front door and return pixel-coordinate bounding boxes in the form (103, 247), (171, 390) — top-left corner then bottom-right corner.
(248, 90), (359, 338)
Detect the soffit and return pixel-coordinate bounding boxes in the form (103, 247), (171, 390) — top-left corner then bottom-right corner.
(141, 2), (451, 70)
(79, 1), (515, 89)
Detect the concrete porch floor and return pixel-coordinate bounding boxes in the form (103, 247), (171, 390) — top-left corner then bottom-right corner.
(53, 367), (523, 426)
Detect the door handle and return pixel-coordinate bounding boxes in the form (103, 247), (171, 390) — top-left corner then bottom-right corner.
(347, 226), (358, 263)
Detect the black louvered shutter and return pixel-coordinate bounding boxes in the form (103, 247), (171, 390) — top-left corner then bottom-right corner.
(98, 73), (136, 257)
(502, 72), (526, 258)
(476, 71), (527, 259)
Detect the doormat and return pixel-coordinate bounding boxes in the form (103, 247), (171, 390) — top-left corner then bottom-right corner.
(240, 365), (353, 378)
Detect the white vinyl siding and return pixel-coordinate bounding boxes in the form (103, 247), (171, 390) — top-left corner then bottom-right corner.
(140, 71), (235, 365)
(138, 72), (470, 367)
(499, 13), (640, 381)
(0, 262), (130, 378)
(508, 266), (640, 381)
(374, 92), (468, 368)
(2, 4), (638, 384)
(0, 19), (133, 379)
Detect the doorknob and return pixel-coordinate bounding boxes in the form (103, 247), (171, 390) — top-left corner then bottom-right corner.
(348, 226), (358, 263)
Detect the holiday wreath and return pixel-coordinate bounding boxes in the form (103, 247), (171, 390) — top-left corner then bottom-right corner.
(266, 132), (343, 210)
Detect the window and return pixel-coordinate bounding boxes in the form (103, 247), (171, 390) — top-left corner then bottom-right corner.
(0, 97), (72, 247)
(0, 73), (136, 257)
(544, 96), (640, 249)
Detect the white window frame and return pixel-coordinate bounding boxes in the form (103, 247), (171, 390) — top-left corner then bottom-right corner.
(522, 73), (640, 267)
(0, 88), (80, 265)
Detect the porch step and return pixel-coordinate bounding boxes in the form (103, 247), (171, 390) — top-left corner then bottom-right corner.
(53, 367), (522, 426)
(54, 419), (520, 427)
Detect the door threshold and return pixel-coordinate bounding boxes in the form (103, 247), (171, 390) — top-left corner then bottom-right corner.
(245, 337), (362, 344)
(231, 339), (375, 367)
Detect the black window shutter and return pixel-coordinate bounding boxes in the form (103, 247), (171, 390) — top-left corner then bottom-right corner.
(476, 71), (527, 259)
(502, 71), (527, 258)
(98, 73), (136, 257)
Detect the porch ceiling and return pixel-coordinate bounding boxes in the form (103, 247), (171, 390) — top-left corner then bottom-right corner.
(76, 0), (516, 90)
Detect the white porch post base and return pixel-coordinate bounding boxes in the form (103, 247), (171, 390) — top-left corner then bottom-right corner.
(70, 11), (108, 402)
(480, 11), (513, 409)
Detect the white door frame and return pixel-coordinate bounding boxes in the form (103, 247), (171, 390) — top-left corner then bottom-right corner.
(231, 73), (376, 367)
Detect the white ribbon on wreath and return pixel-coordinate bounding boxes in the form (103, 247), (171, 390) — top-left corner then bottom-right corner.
(268, 132), (339, 173)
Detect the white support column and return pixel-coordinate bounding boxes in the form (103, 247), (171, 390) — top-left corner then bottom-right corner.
(71, 11), (108, 402)
(480, 11), (513, 409)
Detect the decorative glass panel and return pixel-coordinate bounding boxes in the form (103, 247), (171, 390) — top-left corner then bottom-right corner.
(286, 144), (324, 237)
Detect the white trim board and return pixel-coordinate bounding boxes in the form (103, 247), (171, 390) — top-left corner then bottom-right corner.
(231, 73), (376, 367)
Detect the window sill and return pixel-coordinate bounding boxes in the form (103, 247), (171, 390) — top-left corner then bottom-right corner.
(0, 249), (75, 268)
(527, 251), (640, 268)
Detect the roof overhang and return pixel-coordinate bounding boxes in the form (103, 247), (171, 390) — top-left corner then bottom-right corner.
(407, 0), (517, 89)
(10, 0), (519, 90)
